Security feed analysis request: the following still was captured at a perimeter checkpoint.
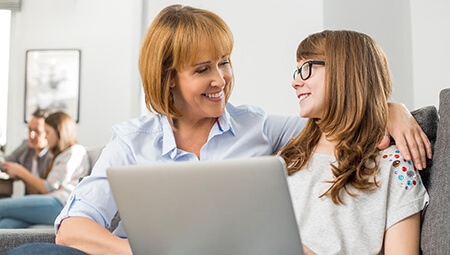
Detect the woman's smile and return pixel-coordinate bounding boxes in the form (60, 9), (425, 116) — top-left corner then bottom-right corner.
(202, 90), (224, 101)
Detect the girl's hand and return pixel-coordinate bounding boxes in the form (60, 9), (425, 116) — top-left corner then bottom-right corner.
(379, 102), (432, 170)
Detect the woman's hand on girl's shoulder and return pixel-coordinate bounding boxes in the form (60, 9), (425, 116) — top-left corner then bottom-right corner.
(381, 102), (432, 170)
(302, 244), (317, 255)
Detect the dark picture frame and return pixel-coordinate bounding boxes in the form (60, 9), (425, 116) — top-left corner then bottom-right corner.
(24, 49), (81, 123)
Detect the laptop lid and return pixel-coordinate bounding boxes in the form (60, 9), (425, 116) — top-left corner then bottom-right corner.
(107, 156), (304, 255)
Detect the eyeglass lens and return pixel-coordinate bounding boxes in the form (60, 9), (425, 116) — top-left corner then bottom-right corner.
(293, 62), (312, 80)
(293, 61), (325, 80)
(28, 129), (44, 139)
(301, 62), (311, 80)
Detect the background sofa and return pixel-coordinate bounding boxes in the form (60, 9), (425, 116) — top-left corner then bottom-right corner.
(0, 88), (449, 254)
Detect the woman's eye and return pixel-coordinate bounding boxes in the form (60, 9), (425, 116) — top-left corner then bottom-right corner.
(220, 58), (230, 66)
(196, 67), (208, 74)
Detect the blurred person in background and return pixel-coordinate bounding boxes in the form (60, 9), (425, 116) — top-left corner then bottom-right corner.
(0, 109), (53, 195)
(0, 111), (90, 228)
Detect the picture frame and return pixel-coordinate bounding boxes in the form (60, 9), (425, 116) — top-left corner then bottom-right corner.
(24, 49), (81, 123)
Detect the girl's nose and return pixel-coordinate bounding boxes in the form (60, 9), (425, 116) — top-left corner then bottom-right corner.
(291, 77), (304, 90)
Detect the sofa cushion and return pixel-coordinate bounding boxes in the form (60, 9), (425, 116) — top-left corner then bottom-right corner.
(411, 106), (439, 188)
(420, 88), (450, 254)
(411, 105), (439, 146)
(0, 229), (55, 253)
(86, 147), (103, 175)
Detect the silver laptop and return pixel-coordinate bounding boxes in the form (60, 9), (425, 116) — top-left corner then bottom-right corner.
(107, 156), (304, 255)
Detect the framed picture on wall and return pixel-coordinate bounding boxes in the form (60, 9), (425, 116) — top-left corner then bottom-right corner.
(24, 49), (81, 123)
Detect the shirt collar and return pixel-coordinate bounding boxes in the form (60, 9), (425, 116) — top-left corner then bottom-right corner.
(160, 105), (236, 158)
(215, 105), (235, 136)
(161, 115), (178, 158)
(37, 146), (50, 158)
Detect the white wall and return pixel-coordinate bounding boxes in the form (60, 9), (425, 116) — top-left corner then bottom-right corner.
(0, 10), (11, 146)
(5, 0), (449, 153)
(411, 0), (450, 110)
(6, 0), (143, 153)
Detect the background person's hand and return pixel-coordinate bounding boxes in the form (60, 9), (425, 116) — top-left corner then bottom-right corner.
(378, 102), (432, 170)
(0, 161), (28, 179)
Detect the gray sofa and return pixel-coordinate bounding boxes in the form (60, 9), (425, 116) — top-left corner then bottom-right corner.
(0, 89), (449, 254)
(420, 88), (450, 254)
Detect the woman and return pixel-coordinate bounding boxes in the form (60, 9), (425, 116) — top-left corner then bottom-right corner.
(0, 111), (90, 228)
(280, 30), (428, 254)
(19, 5), (428, 255)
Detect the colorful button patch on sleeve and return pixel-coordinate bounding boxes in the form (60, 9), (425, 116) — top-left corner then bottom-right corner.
(382, 150), (421, 191)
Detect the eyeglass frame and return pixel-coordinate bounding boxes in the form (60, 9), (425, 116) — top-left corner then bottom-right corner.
(28, 128), (46, 139)
(293, 60), (325, 81)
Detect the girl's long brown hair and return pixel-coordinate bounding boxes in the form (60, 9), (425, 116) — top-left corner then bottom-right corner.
(44, 111), (78, 178)
(280, 30), (392, 204)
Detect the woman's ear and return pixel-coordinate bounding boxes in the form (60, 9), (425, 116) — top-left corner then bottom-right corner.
(170, 74), (177, 88)
(169, 71), (177, 89)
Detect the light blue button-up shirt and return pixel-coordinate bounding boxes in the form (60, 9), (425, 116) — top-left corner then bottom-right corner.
(55, 103), (306, 238)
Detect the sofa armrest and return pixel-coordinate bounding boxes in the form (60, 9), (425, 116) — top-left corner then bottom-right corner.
(421, 88), (450, 254)
(0, 228), (55, 253)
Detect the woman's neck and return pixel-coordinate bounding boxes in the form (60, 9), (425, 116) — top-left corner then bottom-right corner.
(314, 133), (337, 156)
(172, 117), (217, 159)
(173, 116), (217, 132)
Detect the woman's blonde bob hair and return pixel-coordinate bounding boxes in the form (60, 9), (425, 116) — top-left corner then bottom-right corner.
(139, 5), (234, 122)
(280, 30), (392, 204)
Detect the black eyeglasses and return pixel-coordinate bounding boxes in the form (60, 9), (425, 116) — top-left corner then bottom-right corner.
(293, 60), (325, 80)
